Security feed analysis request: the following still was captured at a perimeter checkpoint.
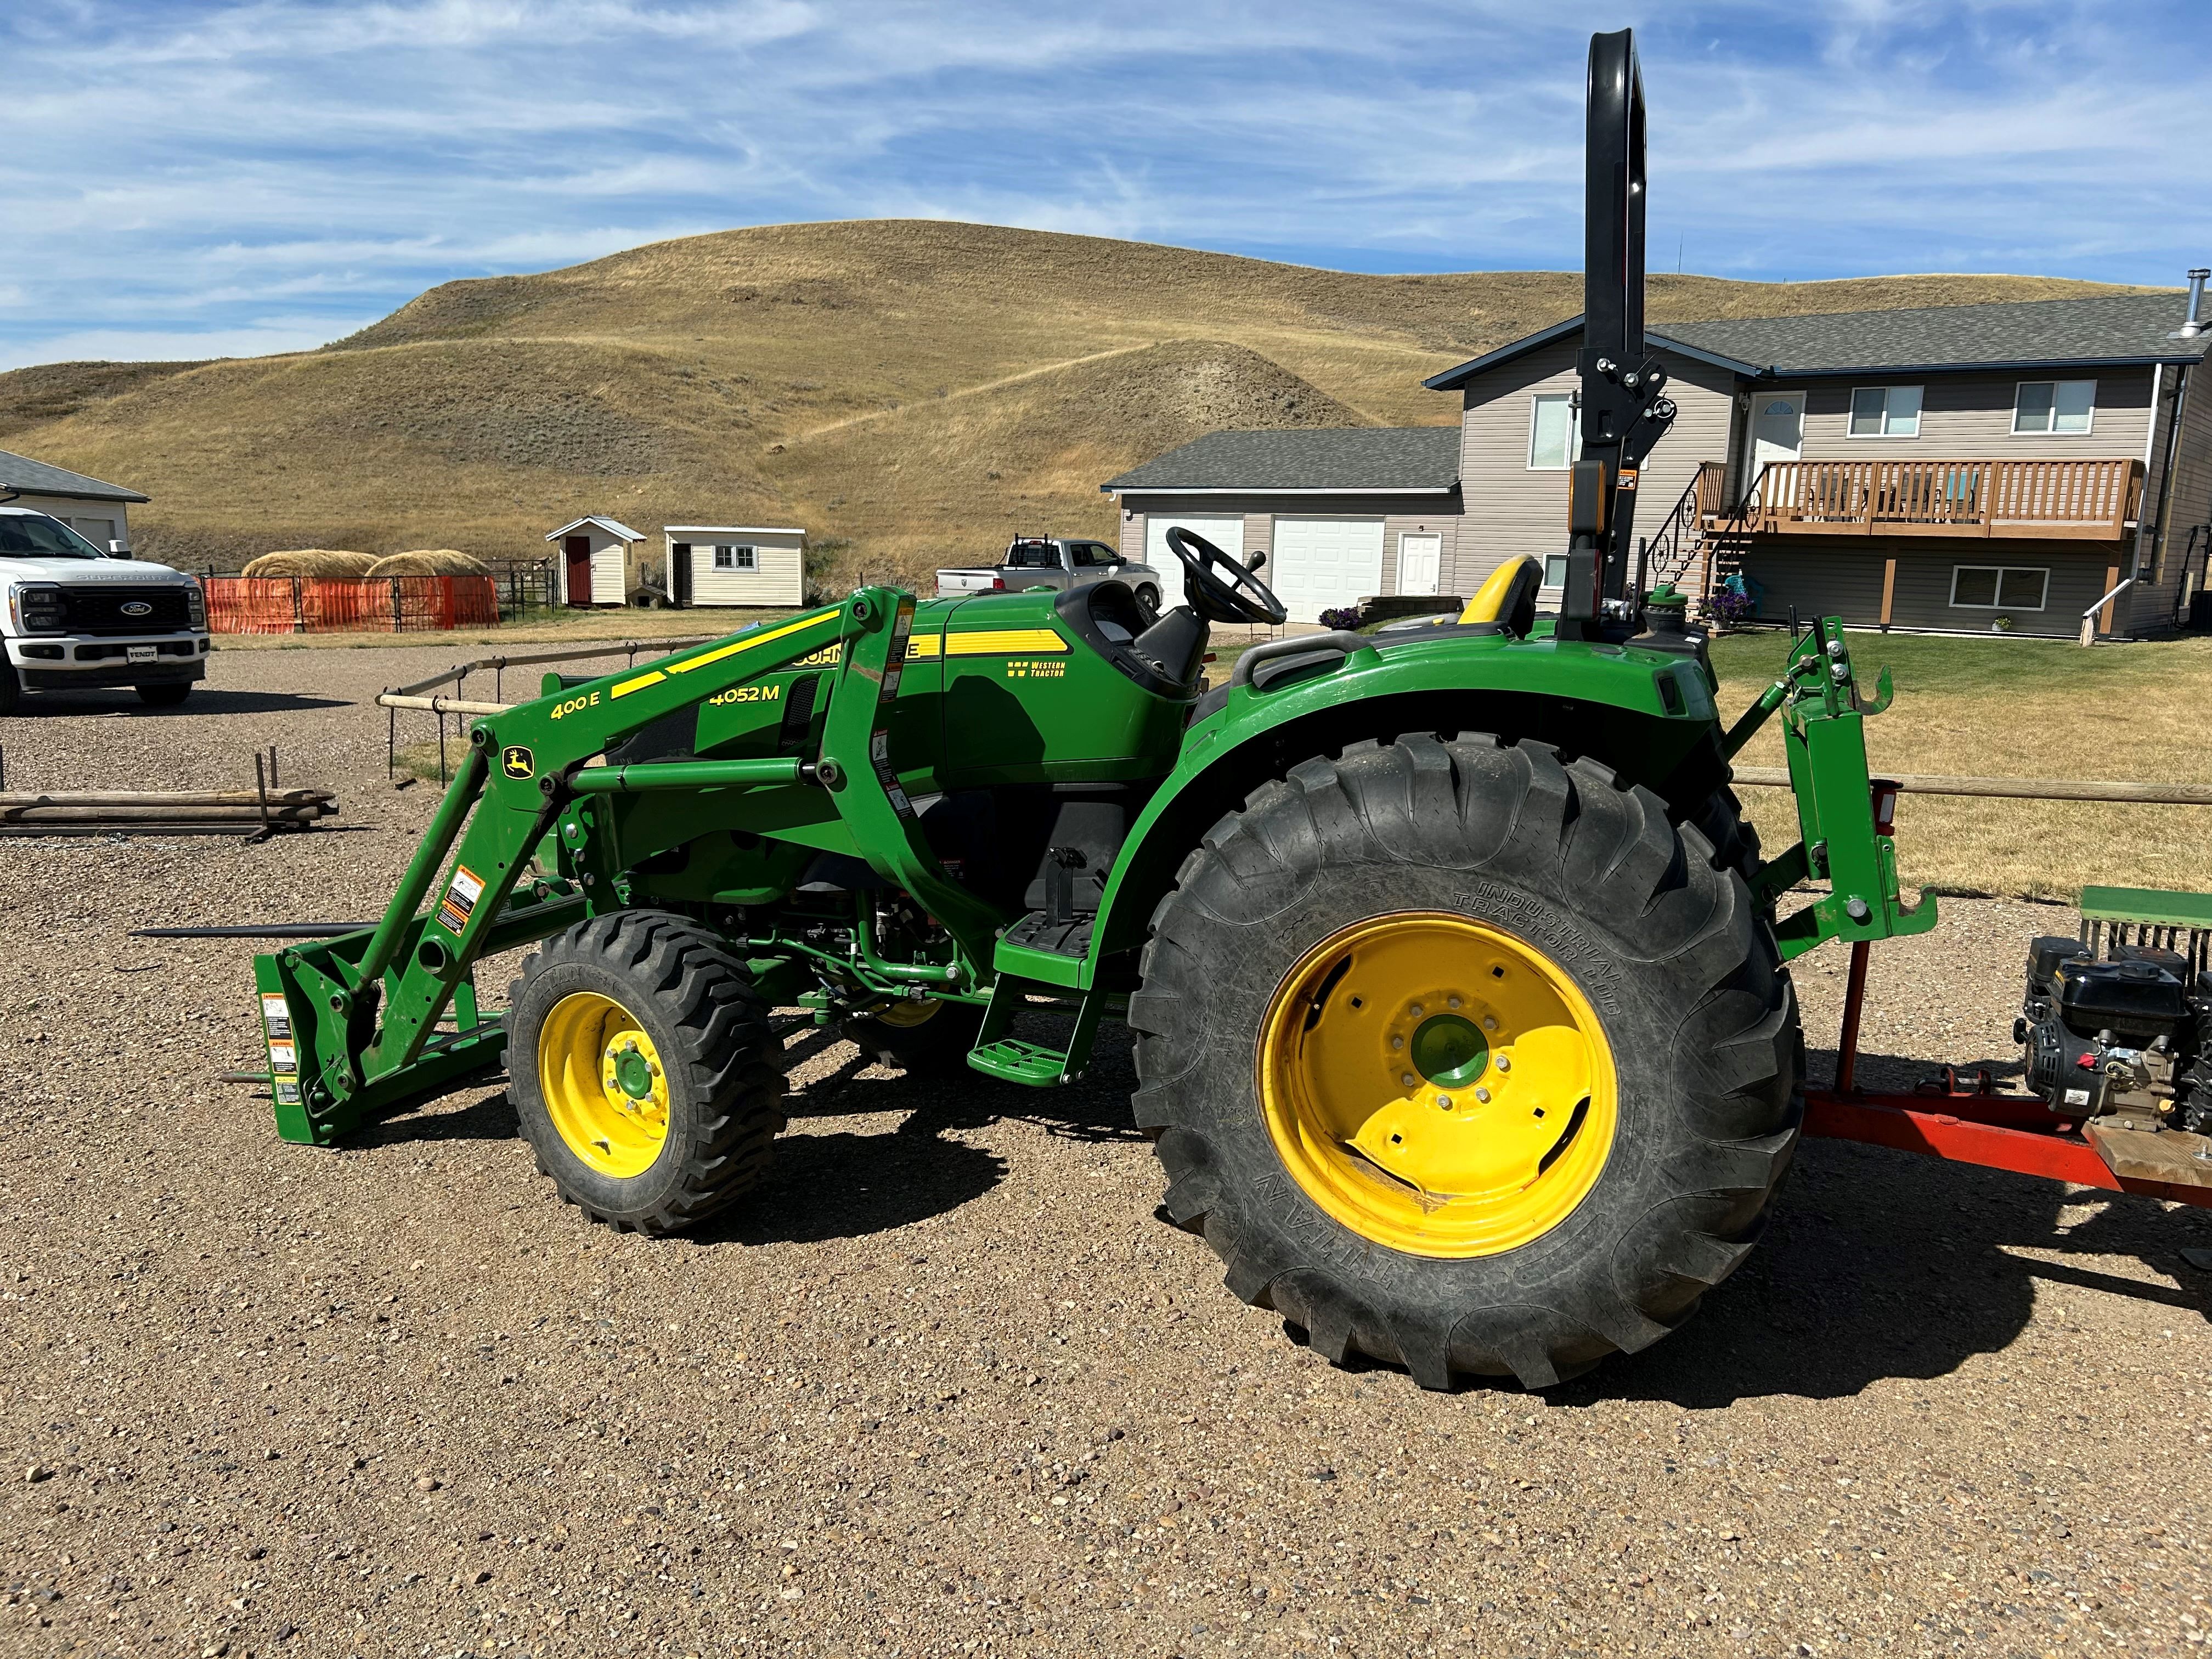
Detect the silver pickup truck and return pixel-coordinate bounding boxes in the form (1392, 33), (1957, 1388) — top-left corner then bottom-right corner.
(936, 537), (1166, 608)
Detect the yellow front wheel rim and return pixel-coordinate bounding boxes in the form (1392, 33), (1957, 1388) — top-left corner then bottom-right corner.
(1258, 912), (1618, 1258)
(539, 991), (672, 1179)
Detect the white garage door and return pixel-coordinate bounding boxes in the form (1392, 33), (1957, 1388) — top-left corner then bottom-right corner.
(1143, 514), (1244, 613)
(1270, 517), (1384, 625)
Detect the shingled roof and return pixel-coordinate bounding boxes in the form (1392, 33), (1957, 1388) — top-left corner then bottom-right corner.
(1101, 427), (1460, 494)
(0, 447), (148, 504)
(1425, 292), (2212, 391)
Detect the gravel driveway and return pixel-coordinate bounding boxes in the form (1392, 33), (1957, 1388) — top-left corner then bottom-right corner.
(3, 643), (2207, 1658)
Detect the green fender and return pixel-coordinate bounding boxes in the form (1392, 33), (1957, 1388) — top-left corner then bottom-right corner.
(1071, 629), (1724, 982)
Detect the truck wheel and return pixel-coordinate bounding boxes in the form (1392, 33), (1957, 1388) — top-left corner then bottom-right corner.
(1128, 735), (1799, 1390)
(0, 663), (20, 716)
(1135, 584), (1161, 612)
(509, 910), (786, 1233)
(136, 683), (191, 708)
(842, 998), (985, 1073)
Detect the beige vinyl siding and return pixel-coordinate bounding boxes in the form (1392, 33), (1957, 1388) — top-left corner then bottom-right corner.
(1795, 369), (2155, 460)
(1454, 342), (1734, 595)
(2134, 364), (2211, 633)
(675, 531), (806, 607)
(1381, 512), (1463, 600)
(1736, 539), (2118, 637)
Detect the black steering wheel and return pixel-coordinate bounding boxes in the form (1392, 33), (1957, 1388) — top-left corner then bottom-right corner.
(1163, 527), (1288, 626)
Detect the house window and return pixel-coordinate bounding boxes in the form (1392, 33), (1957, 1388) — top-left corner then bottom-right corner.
(2013, 379), (2096, 435)
(713, 544), (757, 571)
(1848, 385), (1922, 438)
(1528, 393), (1580, 470)
(1949, 565), (2048, 611)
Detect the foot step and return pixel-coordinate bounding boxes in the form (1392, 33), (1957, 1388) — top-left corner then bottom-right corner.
(967, 1037), (1076, 1086)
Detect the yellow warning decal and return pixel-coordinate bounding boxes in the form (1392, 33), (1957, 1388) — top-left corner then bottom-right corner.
(612, 613), (832, 698)
(946, 628), (1068, 657)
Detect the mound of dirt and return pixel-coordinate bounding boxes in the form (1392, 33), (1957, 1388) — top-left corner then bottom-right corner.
(365, 549), (488, 577)
(242, 549), (377, 578)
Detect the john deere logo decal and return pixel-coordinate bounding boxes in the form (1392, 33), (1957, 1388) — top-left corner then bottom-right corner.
(501, 745), (535, 780)
(121, 600), (153, 618)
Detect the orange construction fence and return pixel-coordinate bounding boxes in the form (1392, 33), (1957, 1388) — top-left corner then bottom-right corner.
(205, 575), (501, 634)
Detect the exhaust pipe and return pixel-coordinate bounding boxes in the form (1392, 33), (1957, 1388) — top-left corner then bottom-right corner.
(2174, 268), (2210, 340)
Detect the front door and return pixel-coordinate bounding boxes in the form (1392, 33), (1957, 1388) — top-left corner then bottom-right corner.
(1397, 533), (1442, 597)
(563, 535), (593, 607)
(1751, 392), (1805, 485)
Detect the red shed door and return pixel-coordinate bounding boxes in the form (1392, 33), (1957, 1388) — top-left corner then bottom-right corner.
(563, 535), (593, 607)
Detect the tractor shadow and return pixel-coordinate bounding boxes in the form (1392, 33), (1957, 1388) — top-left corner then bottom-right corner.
(688, 1018), (1148, 1246)
(1584, 1086), (2211, 1410)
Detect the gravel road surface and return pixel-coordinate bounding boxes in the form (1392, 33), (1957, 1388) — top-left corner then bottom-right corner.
(3, 645), (2207, 1658)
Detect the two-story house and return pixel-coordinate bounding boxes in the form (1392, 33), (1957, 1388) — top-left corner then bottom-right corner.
(1104, 287), (2212, 637)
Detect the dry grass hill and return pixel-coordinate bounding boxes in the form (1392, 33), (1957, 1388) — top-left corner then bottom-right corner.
(0, 219), (2166, 586)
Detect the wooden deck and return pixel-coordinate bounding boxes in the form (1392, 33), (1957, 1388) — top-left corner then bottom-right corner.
(1714, 457), (2144, 541)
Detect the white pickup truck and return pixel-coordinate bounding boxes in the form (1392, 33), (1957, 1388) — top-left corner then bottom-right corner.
(1, 506), (212, 713)
(936, 536), (1167, 609)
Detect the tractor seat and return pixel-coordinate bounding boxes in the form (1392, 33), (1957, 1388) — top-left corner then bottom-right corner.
(1053, 582), (1206, 700)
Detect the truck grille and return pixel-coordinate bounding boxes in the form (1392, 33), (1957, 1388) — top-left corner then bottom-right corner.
(60, 586), (195, 635)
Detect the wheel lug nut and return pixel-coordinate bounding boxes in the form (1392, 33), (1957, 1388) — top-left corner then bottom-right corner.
(1401, 1073), (1416, 1088)
(1475, 1087), (1491, 1103)
(1436, 1096), (1452, 1110)
(1391, 1035), (1404, 1050)
(1482, 1016), (1497, 1031)
(1409, 1003), (1424, 1018)
(1495, 1055), (1512, 1073)
(1447, 997), (1461, 1010)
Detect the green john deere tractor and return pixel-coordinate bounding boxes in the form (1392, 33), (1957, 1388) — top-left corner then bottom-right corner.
(249, 29), (1932, 1389)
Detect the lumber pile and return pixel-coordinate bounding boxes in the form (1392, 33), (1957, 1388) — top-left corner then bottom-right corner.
(0, 787), (340, 835)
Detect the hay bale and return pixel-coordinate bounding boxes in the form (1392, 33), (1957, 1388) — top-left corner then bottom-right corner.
(365, 549), (489, 577)
(242, 548), (377, 578)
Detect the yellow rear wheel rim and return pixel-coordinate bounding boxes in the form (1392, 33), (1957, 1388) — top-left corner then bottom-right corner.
(1258, 912), (1617, 1258)
(873, 998), (941, 1029)
(539, 991), (672, 1180)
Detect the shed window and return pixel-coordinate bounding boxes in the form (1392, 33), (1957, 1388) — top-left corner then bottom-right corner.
(1528, 393), (1581, 470)
(2013, 380), (2096, 435)
(1949, 565), (2047, 611)
(1848, 385), (1922, 438)
(713, 544), (756, 571)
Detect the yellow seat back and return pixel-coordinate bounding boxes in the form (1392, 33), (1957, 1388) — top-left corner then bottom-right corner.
(1459, 555), (1544, 631)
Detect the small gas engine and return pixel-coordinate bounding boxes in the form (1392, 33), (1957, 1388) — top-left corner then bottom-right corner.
(2019, 936), (2212, 1133)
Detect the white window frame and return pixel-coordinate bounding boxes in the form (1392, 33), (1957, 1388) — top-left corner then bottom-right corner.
(1527, 392), (1581, 471)
(2011, 379), (2097, 437)
(1948, 564), (2049, 611)
(1847, 384), (1923, 439)
(713, 544), (757, 571)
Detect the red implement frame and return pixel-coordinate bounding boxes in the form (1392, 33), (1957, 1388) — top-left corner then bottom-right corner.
(1797, 780), (2210, 1208)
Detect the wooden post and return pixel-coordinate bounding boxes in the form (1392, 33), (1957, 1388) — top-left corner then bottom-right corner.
(1878, 557), (1897, 630)
(2098, 561), (2121, 637)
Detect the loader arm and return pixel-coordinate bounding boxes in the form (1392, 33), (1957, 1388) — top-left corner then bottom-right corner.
(256, 587), (995, 1144)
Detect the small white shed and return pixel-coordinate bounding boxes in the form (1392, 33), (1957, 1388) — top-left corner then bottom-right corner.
(665, 526), (807, 608)
(544, 515), (645, 607)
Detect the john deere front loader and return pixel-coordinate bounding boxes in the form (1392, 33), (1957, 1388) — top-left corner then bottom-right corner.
(249, 30), (1931, 1389)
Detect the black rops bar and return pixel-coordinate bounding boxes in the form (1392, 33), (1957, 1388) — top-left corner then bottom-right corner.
(1558, 27), (1679, 641)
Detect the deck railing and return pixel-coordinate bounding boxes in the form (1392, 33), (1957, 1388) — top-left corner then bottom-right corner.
(1744, 457), (2143, 540)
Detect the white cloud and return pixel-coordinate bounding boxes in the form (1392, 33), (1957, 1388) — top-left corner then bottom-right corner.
(1, 0), (2202, 369)
(0, 318), (378, 373)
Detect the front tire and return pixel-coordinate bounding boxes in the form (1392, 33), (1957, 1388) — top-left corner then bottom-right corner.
(509, 910), (786, 1232)
(1128, 735), (1798, 1390)
(0, 663), (20, 716)
(136, 682), (192, 708)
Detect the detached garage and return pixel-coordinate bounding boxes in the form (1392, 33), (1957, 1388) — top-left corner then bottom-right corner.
(1103, 428), (1463, 625)
(665, 526), (807, 608)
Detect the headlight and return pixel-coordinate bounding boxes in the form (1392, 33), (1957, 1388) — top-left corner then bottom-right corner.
(184, 582), (206, 628)
(10, 584), (65, 636)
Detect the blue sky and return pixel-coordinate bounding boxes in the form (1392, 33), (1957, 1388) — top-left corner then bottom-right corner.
(3, 1), (2206, 370)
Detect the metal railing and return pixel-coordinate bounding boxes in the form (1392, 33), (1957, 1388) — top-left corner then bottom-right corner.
(1751, 457), (2143, 540)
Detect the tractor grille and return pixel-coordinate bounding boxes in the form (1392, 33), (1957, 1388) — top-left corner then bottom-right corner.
(59, 585), (195, 635)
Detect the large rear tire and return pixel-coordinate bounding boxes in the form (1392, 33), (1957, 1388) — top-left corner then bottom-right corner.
(509, 910), (786, 1233)
(1128, 735), (1799, 1390)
